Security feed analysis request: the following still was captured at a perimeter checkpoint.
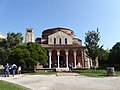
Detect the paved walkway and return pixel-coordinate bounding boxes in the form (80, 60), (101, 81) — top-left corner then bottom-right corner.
(1, 74), (120, 90)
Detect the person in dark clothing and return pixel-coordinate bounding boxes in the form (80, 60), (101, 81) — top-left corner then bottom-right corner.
(12, 64), (17, 77)
(4, 63), (9, 77)
(69, 63), (73, 72)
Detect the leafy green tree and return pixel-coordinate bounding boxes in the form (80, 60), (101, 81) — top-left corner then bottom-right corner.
(6, 32), (23, 48)
(26, 42), (48, 65)
(8, 42), (48, 68)
(84, 28), (103, 68)
(108, 42), (120, 65)
(98, 48), (110, 66)
(0, 39), (7, 48)
(0, 48), (9, 65)
(8, 47), (30, 66)
(0, 32), (23, 65)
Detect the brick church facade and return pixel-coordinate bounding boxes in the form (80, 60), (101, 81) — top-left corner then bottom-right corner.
(35, 27), (91, 69)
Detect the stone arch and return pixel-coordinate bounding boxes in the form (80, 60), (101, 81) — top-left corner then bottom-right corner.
(59, 38), (62, 44)
(65, 38), (67, 44)
(60, 49), (66, 67)
(68, 49), (74, 64)
(52, 49), (57, 67)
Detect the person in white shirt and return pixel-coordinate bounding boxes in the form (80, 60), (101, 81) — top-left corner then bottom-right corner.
(17, 66), (21, 74)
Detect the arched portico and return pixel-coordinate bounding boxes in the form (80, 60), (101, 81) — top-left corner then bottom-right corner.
(47, 47), (86, 68)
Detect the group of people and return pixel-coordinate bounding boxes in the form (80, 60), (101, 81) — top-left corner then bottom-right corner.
(4, 63), (21, 77)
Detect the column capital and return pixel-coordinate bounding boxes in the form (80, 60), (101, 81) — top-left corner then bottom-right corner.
(65, 49), (68, 55)
(57, 49), (60, 52)
(57, 49), (60, 56)
(66, 52), (68, 55)
(74, 50), (76, 56)
(48, 49), (52, 52)
(49, 51), (52, 56)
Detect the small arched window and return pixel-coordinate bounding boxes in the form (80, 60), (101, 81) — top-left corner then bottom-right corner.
(65, 38), (67, 44)
(59, 38), (61, 44)
(54, 38), (56, 44)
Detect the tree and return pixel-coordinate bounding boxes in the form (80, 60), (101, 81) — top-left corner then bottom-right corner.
(26, 42), (48, 65)
(0, 32), (23, 65)
(84, 28), (103, 68)
(0, 39), (7, 48)
(98, 48), (110, 66)
(0, 48), (10, 65)
(8, 42), (48, 68)
(108, 42), (120, 66)
(6, 32), (23, 48)
(8, 47), (30, 66)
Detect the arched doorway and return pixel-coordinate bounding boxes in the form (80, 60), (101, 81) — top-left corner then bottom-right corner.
(60, 49), (66, 67)
(68, 49), (74, 66)
(51, 49), (57, 68)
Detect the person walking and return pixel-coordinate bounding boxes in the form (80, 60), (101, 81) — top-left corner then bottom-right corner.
(17, 66), (21, 74)
(12, 64), (17, 77)
(69, 63), (72, 72)
(4, 63), (9, 77)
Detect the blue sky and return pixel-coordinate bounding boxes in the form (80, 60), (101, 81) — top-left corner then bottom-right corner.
(0, 0), (120, 49)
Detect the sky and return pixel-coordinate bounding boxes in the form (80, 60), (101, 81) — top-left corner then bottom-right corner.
(0, 0), (120, 49)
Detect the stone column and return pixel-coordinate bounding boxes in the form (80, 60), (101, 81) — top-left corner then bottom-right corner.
(73, 49), (77, 68)
(65, 49), (69, 68)
(57, 50), (60, 68)
(48, 49), (52, 68)
(82, 48), (85, 68)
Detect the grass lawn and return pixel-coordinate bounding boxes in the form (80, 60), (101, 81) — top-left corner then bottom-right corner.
(24, 67), (120, 77)
(74, 67), (120, 77)
(74, 69), (107, 77)
(0, 80), (31, 90)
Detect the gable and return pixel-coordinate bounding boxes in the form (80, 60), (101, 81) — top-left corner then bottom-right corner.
(48, 31), (73, 44)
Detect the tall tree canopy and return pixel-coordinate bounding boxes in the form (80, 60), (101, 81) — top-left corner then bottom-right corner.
(98, 48), (110, 66)
(8, 42), (48, 68)
(108, 42), (120, 65)
(84, 28), (103, 67)
(0, 32), (23, 65)
(6, 32), (23, 48)
(0, 47), (10, 65)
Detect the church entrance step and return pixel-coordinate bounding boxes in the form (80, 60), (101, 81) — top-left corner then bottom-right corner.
(56, 68), (69, 72)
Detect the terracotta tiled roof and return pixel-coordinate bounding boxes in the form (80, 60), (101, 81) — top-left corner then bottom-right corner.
(42, 27), (76, 38)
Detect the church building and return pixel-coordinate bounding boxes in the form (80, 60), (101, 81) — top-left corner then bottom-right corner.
(35, 27), (91, 69)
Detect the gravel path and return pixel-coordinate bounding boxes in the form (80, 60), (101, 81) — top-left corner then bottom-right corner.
(0, 74), (120, 90)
